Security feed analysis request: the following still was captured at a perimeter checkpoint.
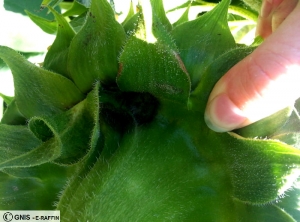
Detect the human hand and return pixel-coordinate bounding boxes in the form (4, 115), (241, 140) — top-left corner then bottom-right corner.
(205, 0), (300, 132)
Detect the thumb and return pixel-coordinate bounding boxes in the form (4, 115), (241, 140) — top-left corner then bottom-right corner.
(205, 1), (300, 132)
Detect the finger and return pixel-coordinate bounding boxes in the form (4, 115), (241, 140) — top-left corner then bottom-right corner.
(256, 0), (283, 38)
(272, 0), (298, 31)
(255, 15), (272, 38)
(205, 1), (300, 132)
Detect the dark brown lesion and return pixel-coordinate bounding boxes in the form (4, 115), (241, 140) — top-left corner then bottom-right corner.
(117, 63), (123, 78)
(172, 50), (188, 74)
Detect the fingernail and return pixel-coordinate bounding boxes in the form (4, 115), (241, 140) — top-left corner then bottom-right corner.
(205, 94), (247, 132)
(204, 114), (229, 132)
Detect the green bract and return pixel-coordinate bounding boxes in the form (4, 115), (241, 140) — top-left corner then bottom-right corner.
(1, 0), (300, 221)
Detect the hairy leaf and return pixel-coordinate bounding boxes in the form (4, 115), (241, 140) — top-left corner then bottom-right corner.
(68, 0), (126, 92)
(0, 46), (85, 118)
(172, 0), (236, 89)
(118, 37), (191, 104)
(43, 7), (75, 78)
(28, 85), (100, 165)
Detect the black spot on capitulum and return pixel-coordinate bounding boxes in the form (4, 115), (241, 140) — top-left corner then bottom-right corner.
(99, 87), (160, 133)
(123, 92), (159, 125)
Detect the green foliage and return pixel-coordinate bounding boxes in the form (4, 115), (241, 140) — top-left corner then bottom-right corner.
(4, 0), (60, 19)
(171, 0), (236, 89)
(0, 46), (84, 118)
(0, 0), (300, 221)
(67, 0), (126, 92)
(25, 10), (58, 34)
(43, 7), (75, 77)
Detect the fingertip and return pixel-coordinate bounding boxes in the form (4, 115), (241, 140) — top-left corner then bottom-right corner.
(205, 94), (248, 132)
(204, 113), (228, 133)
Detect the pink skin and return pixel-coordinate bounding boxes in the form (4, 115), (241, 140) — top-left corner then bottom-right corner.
(205, 0), (300, 132)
